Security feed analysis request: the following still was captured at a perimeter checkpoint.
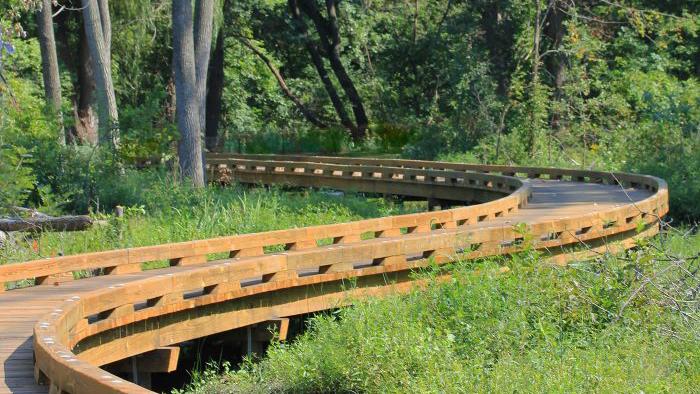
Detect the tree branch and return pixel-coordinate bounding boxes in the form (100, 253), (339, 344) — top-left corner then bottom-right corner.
(235, 34), (328, 129)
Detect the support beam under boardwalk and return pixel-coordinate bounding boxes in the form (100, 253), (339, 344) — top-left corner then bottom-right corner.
(104, 347), (180, 390)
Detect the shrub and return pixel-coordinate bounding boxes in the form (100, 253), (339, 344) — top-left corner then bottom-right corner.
(0, 144), (35, 212)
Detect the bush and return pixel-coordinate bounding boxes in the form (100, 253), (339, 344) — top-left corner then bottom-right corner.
(230, 127), (352, 155)
(370, 122), (416, 153)
(0, 144), (35, 212)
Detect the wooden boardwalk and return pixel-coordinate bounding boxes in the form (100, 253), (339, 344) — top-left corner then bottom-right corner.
(0, 156), (667, 393)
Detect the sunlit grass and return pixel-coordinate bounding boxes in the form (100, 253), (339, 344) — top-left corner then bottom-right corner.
(0, 181), (420, 265)
(180, 231), (700, 394)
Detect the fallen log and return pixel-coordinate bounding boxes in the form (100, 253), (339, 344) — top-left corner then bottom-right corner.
(0, 215), (93, 232)
(11, 206), (51, 218)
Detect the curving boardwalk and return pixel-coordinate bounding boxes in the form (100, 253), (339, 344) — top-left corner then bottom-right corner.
(0, 156), (668, 393)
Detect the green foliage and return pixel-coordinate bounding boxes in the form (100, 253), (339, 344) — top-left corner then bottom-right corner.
(369, 123), (415, 153)
(119, 89), (178, 163)
(232, 127), (351, 155)
(0, 37), (57, 210)
(181, 232), (700, 393)
(0, 144), (34, 211)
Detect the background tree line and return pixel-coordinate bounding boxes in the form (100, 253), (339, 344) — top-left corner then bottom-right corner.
(0, 0), (698, 219)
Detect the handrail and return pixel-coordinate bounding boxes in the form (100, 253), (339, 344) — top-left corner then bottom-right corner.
(208, 153), (662, 192)
(26, 156), (667, 393)
(1, 159), (527, 288)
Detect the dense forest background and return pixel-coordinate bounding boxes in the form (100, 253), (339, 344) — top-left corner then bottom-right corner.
(0, 0), (698, 219)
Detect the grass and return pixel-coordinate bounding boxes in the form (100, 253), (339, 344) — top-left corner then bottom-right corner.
(179, 230), (700, 394)
(0, 177), (421, 268)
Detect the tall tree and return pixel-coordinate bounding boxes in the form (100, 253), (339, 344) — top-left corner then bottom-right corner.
(194, 0), (214, 135)
(299, 0), (369, 141)
(81, 0), (119, 148)
(544, 0), (566, 131)
(205, 25), (225, 152)
(36, 0), (64, 145)
(53, 5), (99, 145)
(172, 0), (209, 186)
(74, 27), (99, 145)
(288, 0), (360, 140)
(97, 0), (111, 58)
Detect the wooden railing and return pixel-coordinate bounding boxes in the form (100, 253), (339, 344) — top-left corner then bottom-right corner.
(208, 153), (663, 192)
(23, 156), (668, 393)
(0, 159), (527, 290)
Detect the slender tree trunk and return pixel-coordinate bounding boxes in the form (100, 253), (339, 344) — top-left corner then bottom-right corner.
(76, 27), (99, 145)
(205, 27), (225, 152)
(411, 0), (420, 117)
(81, 0), (119, 149)
(544, 0), (566, 131)
(527, 0), (543, 155)
(54, 5), (98, 145)
(37, 0), (65, 145)
(166, 77), (176, 123)
(412, 0), (419, 45)
(194, 0), (214, 134)
(97, 0), (111, 60)
(237, 35), (328, 129)
(483, 1), (515, 97)
(289, 0), (354, 133)
(324, 0), (369, 139)
(173, 0), (205, 187)
(532, 0), (541, 89)
(300, 0), (369, 141)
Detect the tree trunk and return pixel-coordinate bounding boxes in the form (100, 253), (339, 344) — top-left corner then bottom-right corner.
(166, 77), (176, 123)
(205, 26), (225, 152)
(526, 0), (544, 156)
(173, 0), (205, 187)
(54, 7), (99, 145)
(237, 35), (328, 130)
(81, 0), (119, 149)
(483, 0), (515, 97)
(194, 0), (215, 134)
(544, 0), (566, 130)
(97, 0), (111, 59)
(532, 0), (541, 89)
(37, 0), (65, 145)
(288, 0), (355, 133)
(0, 215), (93, 232)
(300, 0), (369, 141)
(324, 0), (369, 139)
(75, 26), (100, 145)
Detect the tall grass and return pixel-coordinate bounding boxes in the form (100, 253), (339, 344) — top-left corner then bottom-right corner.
(0, 177), (419, 264)
(182, 231), (700, 393)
